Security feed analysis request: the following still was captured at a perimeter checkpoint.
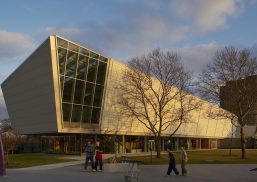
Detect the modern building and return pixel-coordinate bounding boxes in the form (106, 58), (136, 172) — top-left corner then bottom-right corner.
(220, 75), (257, 148)
(1, 35), (235, 154)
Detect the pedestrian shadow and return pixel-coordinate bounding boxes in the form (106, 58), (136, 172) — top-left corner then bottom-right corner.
(249, 168), (257, 171)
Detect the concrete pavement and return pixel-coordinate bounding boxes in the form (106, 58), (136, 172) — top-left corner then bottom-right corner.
(7, 154), (115, 171)
(3, 164), (257, 182)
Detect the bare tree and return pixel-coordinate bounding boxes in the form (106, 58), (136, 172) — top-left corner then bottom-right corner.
(0, 118), (12, 175)
(0, 119), (11, 133)
(99, 113), (125, 163)
(206, 105), (237, 156)
(0, 119), (26, 166)
(118, 49), (199, 158)
(198, 46), (257, 159)
(2, 130), (26, 164)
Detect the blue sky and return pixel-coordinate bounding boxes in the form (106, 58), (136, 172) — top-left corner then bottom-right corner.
(1, 0), (257, 118)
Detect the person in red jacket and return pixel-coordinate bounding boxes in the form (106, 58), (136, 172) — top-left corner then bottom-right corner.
(94, 141), (103, 171)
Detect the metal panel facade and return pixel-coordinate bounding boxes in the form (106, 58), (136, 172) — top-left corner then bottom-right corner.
(1, 38), (58, 134)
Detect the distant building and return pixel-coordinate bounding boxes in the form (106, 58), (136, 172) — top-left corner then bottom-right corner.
(220, 75), (257, 125)
(220, 75), (257, 148)
(1, 35), (240, 153)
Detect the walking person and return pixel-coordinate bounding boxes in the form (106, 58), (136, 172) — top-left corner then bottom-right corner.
(180, 146), (188, 176)
(165, 151), (179, 177)
(94, 141), (103, 172)
(84, 141), (95, 171)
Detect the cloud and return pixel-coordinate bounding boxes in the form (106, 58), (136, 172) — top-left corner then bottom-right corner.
(37, 1), (189, 61)
(0, 30), (35, 62)
(250, 0), (257, 5)
(39, 22), (187, 61)
(177, 42), (222, 74)
(0, 74), (6, 86)
(0, 74), (6, 81)
(35, 0), (248, 61)
(171, 0), (243, 33)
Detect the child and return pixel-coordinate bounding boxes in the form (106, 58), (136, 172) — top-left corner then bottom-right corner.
(94, 141), (103, 171)
(165, 151), (179, 176)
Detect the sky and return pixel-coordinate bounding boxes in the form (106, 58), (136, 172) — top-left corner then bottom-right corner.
(1, 0), (257, 119)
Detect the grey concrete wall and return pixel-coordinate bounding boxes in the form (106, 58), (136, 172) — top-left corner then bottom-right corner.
(1, 37), (58, 134)
(219, 138), (256, 149)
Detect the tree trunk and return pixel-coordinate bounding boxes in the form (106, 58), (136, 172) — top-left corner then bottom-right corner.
(0, 135), (6, 176)
(155, 138), (161, 158)
(240, 126), (246, 159)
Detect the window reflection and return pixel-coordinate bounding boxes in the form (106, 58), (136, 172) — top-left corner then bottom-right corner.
(73, 80), (84, 104)
(87, 59), (98, 82)
(99, 56), (108, 62)
(65, 51), (78, 78)
(58, 48), (67, 75)
(96, 62), (107, 85)
(79, 47), (89, 56)
(90, 51), (99, 59)
(57, 38), (68, 48)
(62, 77), (75, 102)
(82, 106), (92, 123)
(60, 76), (64, 97)
(76, 55), (88, 80)
(68, 42), (79, 52)
(84, 82), (95, 106)
(62, 103), (72, 121)
(93, 85), (104, 107)
(91, 108), (101, 123)
(71, 105), (82, 123)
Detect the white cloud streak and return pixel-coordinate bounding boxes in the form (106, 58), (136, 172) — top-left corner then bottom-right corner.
(171, 0), (243, 33)
(0, 0), (249, 74)
(35, 0), (246, 62)
(178, 42), (222, 73)
(0, 30), (35, 62)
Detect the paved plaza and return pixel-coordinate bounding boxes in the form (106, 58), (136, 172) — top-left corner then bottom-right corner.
(2, 163), (257, 182)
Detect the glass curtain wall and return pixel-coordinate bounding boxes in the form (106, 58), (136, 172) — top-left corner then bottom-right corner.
(56, 37), (108, 128)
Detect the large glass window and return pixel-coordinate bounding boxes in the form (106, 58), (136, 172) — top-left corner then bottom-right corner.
(60, 76), (64, 97)
(76, 55), (88, 80)
(84, 82), (95, 106)
(57, 38), (68, 48)
(91, 108), (101, 123)
(62, 103), (72, 121)
(68, 42), (79, 52)
(79, 47), (89, 56)
(57, 37), (109, 127)
(71, 105), (82, 123)
(62, 77), (75, 102)
(96, 62), (107, 85)
(65, 51), (78, 78)
(99, 56), (108, 62)
(73, 80), (84, 104)
(90, 51), (99, 59)
(87, 59), (98, 83)
(58, 48), (67, 75)
(93, 85), (104, 107)
(82, 106), (92, 123)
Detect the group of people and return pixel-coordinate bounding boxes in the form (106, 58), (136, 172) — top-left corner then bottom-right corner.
(84, 141), (188, 176)
(165, 146), (188, 177)
(84, 141), (103, 172)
